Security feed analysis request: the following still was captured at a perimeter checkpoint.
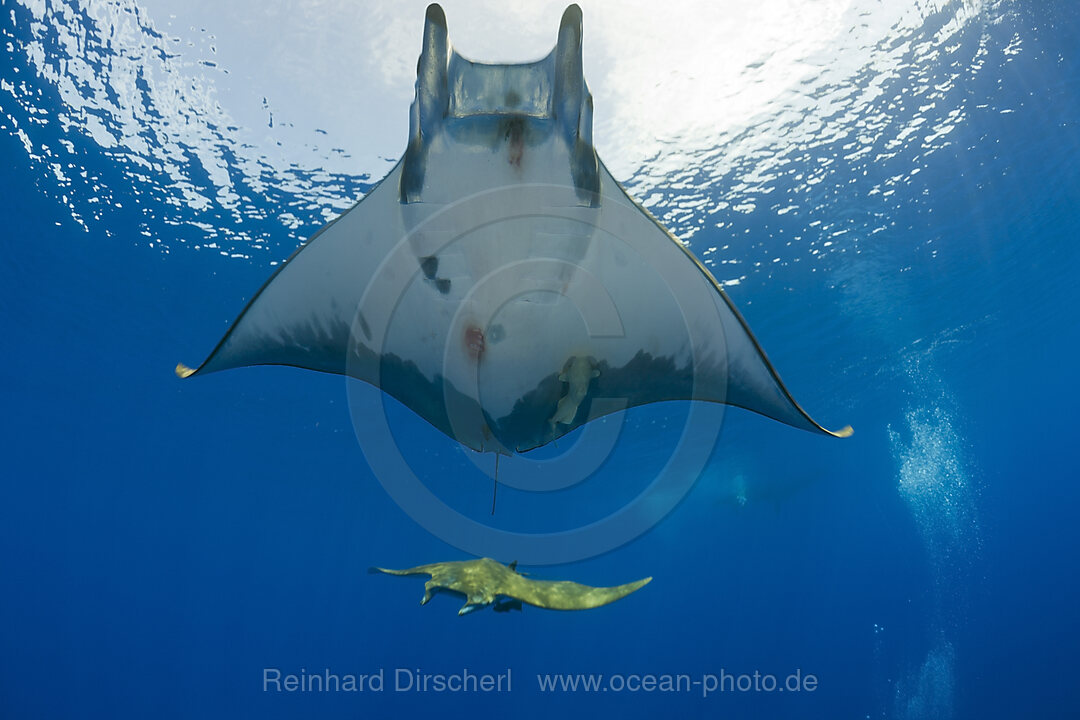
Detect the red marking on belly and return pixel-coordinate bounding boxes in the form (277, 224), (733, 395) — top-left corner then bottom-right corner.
(465, 326), (485, 361)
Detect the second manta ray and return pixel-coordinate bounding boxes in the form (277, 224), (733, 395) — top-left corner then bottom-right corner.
(176, 4), (851, 454)
(369, 558), (651, 615)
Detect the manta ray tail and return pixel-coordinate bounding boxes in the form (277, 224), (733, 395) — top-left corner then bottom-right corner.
(491, 453), (501, 515)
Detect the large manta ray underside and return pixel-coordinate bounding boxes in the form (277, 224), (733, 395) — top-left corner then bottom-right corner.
(176, 4), (851, 454)
(369, 557), (651, 614)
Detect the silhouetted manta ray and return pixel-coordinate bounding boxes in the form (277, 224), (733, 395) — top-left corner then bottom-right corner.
(176, 4), (851, 454)
(369, 557), (651, 615)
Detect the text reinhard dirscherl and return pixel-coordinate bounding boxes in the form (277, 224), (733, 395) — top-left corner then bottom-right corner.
(262, 667), (820, 698)
(263, 668), (512, 694)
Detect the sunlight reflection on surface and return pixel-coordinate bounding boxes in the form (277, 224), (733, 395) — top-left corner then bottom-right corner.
(4, 0), (1002, 264)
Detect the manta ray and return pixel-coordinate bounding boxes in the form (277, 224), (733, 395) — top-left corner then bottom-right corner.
(369, 557), (651, 615)
(176, 4), (851, 455)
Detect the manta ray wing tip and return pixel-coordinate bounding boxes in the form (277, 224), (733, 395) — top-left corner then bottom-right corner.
(175, 362), (196, 379)
(833, 425), (854, 438)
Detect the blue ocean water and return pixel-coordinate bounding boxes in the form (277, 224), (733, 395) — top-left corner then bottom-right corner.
(2, 1), (1078, 718)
